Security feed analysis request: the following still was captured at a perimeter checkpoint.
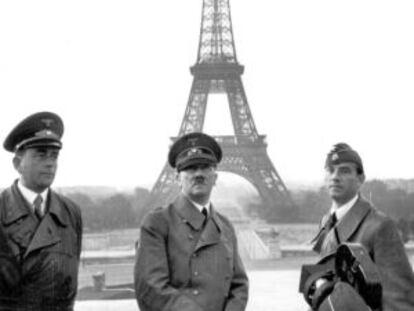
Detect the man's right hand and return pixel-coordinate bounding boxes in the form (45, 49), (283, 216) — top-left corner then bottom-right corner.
(311, 278), (335, 310)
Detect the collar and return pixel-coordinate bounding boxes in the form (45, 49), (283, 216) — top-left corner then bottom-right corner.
(174, 194), (219, 231)
(330, 194), (359, 223)
(8, 180), (67, 227)
(335, 196), (371, 243)
(187, 197), (211, 215)
(17, 179), (49, 212)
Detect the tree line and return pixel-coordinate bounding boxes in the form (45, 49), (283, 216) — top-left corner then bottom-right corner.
(66, 180), (414, 239)
(65, 187), (150, 232)
(285, 179), (414, 241)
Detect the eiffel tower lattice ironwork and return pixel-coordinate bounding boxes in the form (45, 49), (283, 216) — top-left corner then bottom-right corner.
(147, 0), (294, 218)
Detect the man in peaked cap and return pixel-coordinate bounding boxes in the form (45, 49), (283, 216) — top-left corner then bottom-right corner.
(309, 142), (414, 311)
(0, 112), (82, 310)
(134, 132), (249, 311)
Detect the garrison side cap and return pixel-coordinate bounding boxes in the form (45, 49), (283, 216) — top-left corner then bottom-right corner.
(168, 132), (222, 171)
(3, 111), (64, 153)
(325, 142), (364, 173)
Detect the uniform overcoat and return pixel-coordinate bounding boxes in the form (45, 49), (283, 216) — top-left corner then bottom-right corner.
(312, 195), (414, 311)
(0, 181), (82, 311)
(134, 194), (249, 311)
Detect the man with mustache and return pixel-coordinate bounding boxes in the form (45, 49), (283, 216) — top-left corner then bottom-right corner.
(0, 112), (82, 310)
(134, 132), (249, 311)
(311, 143), (414, 310)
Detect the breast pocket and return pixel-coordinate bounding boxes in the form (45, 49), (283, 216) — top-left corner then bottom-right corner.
(48, 228), (77, 257)
(47, 228), (79, 274)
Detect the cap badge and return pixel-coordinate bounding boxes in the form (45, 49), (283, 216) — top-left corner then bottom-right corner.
(188, 138), (198, 147)
(331, 153), (339, 161)
(41, 118), (54, 128)
(188, 148), (202, 156)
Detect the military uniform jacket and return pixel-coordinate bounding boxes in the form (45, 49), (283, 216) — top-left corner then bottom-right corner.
(0, 181), (82, 311)
(312, 196), (414, 311)
(134, 195), (249, 311)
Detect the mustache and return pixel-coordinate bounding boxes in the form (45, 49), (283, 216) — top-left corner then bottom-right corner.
(193, 176), (206, 184)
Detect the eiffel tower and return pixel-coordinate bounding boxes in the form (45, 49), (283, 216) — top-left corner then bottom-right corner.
(147, 0), (294, 219)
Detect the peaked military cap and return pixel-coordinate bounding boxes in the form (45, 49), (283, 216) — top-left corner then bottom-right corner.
(168, 132), (222, 171)
(4, 111), (64, 152)
(325, 143), (364, 174)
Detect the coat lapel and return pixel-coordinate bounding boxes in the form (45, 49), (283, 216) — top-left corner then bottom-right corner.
(312, 213), (332, 253)
(174, 195), (205, 231)
(336, 196), (371, 243)
(2, 184), (39, 256)
(3, 182), (32, 226)
(24, 214), (61, 257)
(195, 206), (221, 251)
(173, 195), (222, 251)
(47, 191), (69, 227)
(24, 191), (67, 257)
(319, 196), (371, 256)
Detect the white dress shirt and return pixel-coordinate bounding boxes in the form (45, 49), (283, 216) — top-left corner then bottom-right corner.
(330, 194), (359, 224)
(184, 194), (210, 215)
(17, 179), (48, 215)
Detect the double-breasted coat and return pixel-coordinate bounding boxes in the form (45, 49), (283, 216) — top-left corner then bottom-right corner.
(312, 195), (414, 311)
(134, 195), (249, 311)
(0, 181), (82, 311)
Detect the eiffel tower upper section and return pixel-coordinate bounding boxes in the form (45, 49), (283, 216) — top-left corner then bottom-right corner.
(179, 0), (259, 142)
(196, 0), (238, 65)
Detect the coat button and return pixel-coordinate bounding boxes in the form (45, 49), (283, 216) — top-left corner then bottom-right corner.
(193, 289), (199, 295)
(188, 234), (194, 240)
(194, 271), (199, 276)
(192, 253), (197, 258)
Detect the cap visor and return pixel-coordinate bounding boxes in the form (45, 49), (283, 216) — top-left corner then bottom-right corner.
(20, 140), (62, 150)
(177, 157), (217, 171)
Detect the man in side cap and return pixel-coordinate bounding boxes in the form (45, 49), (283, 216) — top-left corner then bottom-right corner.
(134, 132), (248, 311)
(0, 112), (82, 310)
(310, 143), (414, 311)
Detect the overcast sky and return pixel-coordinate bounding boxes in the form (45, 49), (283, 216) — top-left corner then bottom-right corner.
(0, 0), (413, 191)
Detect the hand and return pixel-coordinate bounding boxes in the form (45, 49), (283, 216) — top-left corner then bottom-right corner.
(311, 278), (335, 310)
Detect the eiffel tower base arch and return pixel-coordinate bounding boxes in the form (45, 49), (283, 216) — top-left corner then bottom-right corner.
(145, 135), (296, 222)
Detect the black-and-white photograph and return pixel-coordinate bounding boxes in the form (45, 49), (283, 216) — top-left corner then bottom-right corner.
(0, 1), (413, 310)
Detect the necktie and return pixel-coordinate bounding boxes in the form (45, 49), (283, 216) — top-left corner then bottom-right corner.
(201, 207), (208, 218)
(201, 207), (208, 227)
(326, 212), (337, 231)
(312, 212), (338, 253)
(33, 195), (43, 220)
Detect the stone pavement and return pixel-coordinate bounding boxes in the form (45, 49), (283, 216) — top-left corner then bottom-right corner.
(75, 269), (308, 311)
